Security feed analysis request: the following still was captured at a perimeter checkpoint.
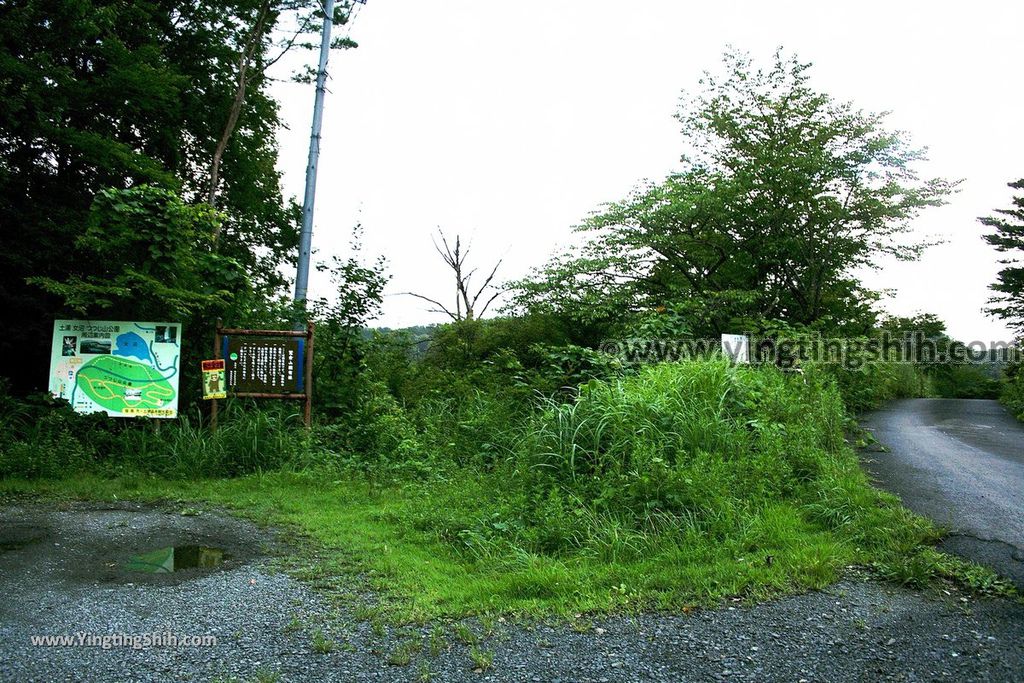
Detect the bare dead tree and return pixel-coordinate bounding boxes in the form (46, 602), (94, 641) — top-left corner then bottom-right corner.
(403, 230), (503, 321)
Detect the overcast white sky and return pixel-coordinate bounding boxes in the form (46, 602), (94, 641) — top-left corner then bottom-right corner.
(271, 0), (1022, 342)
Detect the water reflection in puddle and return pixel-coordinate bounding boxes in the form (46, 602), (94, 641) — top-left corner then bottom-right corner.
(127, 546), (226, 573)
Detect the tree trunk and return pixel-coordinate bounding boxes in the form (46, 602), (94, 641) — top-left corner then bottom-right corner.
(209, 1), (272, 239)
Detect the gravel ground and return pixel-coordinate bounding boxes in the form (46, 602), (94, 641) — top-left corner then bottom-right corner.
(1, 503), (1022, 682)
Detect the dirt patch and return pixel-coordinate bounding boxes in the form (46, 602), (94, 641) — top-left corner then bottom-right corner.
(0, 501), (275, 586)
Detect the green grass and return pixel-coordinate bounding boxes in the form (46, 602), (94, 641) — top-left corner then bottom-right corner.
(386, 639), (420, 666)
(0, 397), (308, 480)
(1, 361), (1014, 622)
(210, 667), (280, 683)
(310, 628), (336, 654)
(0, 465), (1010, 622)
(453, 623), (478, 645)
(428, 625), (446, 656)
(469, 645), (494, 671)
(282, 615), (303, 634)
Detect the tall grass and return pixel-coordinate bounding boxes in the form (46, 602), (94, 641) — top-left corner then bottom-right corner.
(127, 403), (306, 477)
(510, 361), (845, 527)
(0, 398), (308, 479)
(396, 359), (968, 592)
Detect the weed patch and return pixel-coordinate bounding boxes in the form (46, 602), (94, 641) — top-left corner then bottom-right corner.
(2, 361), (1012, 621)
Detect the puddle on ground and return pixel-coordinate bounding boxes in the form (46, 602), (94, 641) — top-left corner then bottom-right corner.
(0, 527), (46, 553)
(127, 545), (226, 573)
(0, 542), (28, 553)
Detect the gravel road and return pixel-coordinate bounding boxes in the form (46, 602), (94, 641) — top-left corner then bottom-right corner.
(1, 502), (1022, 682)
(862, 398), (1024, 587)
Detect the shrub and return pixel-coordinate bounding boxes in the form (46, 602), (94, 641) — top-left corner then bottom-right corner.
(0, 385), (308, 479)
(309, 379), (425, 477)
(502, 360), (849, 550)
(1001, 365), (1024, 420)
(932, 364), (1001, 399)
(806, 361), (929, 414)
(526, 343), (625, 395)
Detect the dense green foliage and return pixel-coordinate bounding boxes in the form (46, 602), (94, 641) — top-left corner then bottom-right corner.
(29, 186), (251, 319)
(3, 358), (1009, 616)
(512, 51), (953, 337)
(979, 178), (1024, 418)
(1001, 364), (1024, 421)
(0, 0), (357, 392)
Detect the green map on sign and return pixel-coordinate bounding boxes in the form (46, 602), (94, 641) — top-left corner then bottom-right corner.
(49, 321), (181, 418)
(76, 355), (176, 413)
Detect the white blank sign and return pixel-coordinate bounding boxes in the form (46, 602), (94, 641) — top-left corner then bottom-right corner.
(721, 334), (749, 364)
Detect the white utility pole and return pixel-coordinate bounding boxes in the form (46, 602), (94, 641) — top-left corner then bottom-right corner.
(294, 0), (337, 309)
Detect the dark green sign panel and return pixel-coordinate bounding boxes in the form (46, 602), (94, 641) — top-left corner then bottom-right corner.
(221, 336), (305, 394)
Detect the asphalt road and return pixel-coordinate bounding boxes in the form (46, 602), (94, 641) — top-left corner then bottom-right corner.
(861, 398), (1024, 586)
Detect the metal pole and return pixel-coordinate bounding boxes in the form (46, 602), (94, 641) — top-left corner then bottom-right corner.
(211, 319), (222, 433)
(304, 321), (314, 430)
(294, 0), (336, 308)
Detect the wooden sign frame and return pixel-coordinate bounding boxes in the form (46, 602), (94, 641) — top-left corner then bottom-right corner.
(210, 320), (314, 430)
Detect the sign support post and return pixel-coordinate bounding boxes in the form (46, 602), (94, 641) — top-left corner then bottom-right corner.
(304, 320), (314, 429)
(211, 319), (222, 433)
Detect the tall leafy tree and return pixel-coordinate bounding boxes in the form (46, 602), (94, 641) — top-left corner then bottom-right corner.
(28, 185), (251, 321)
(513, 50), (954, 336)
(981, 179), (1024, 336)
(0, 0), (356, 391)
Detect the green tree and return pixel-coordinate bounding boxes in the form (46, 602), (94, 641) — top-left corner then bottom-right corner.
(309, 228), (390, 418)
(29, 186), (251, 321)
(513, 50), (954, 336)
(981, 179), (1024, 336)
(26, 185), (259, 408)
(0, 0), (357, 391)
